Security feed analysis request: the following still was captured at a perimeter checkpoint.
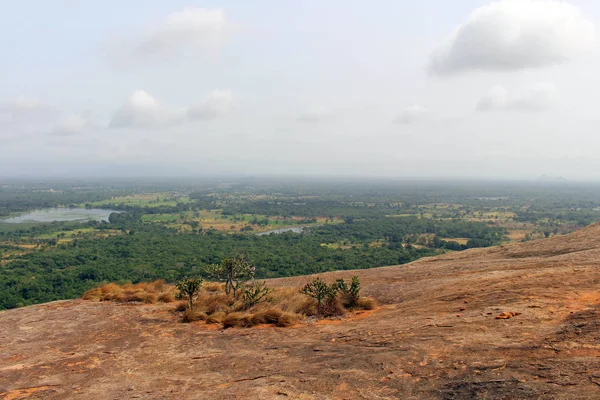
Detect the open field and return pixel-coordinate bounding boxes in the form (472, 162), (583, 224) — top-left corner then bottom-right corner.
(143, 211), (344, 233)
(3, 223), (600, 398)
(87, 193), (193, 208)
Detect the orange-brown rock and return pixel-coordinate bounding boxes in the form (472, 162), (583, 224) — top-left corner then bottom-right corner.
(495, 311), (521, 319)
(3, 223), (600, 399)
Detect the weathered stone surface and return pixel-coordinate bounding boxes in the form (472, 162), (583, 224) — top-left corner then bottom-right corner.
(3, 223), (600, 399)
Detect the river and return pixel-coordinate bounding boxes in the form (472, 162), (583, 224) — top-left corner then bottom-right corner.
(1, 208), (118, 224)
(256, 226), (307, 236)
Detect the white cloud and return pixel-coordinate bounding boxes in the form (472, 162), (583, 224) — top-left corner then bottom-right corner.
(110, 90), (185, 129)
(109, 7), (229, 63)
(111, 89), (234, 128)
(476, 82), (558, 111)
(394, 104), (429, 124)
(297, 107), (335, 123)
(0, 96), (57, 124)
(429, 0), (595, 75)
(476, 86), (509, 111)
(13, 95), (41, 109)
(188, 90), (233, 120)
(0, 96), (59, 142)
(52, 113), (90, 136)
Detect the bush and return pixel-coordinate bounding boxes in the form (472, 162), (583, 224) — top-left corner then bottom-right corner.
(300, 277), (341, 316)
(242, 281), (271, 309)
(84, 274), (377, 329)
(221, 254), (256, 296)
(175, 277), (203, 309)
(336, 276), (361, 308)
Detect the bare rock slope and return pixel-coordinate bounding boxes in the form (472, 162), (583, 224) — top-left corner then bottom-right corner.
(2, 224), (600, 399)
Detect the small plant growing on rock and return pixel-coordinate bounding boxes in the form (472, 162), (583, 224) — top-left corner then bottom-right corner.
(242, 281), (271, 309)
(222, 254), (256, 296)
(175, 277), (203, 310)
(301, 277), (340, 316)
(336, 276), (361, 308)
(203, 263), (224, 282)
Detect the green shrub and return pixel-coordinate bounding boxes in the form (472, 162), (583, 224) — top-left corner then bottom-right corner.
(242, 281), (271, 309)
(336, 276), (361, 308)
(300, 277), (339, 316)
(175, 277), (203, 309)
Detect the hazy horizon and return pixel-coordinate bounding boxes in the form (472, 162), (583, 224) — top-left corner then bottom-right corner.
(2, 0), (600, 180)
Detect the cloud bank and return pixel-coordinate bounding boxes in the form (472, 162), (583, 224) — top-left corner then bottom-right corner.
(188, 90), (234, 120)
(394, 105), (429, 124)
(476, 82), (558, 111)
(297, 107), (336, 123)
(111, 89), (233, 129)
(109, 7), (230, 63)
(429, 0), (595, 75)
(52, 113), (91, 136)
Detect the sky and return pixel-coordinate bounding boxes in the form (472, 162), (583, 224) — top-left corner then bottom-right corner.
(1, 0), (600, 179)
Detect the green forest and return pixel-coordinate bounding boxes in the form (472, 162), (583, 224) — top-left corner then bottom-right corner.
(1, 177), (599, 310)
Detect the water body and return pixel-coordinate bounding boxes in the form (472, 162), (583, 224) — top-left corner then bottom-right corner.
(1, 208), (118, 224)
(256, 226), (306, 236)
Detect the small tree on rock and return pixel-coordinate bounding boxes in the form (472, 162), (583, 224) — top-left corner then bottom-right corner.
(301, 277), (338, 315)
(176, 277), (203, 309)
(242, 281), (271, 309)
(204, 263), (224, 282)
(336, 276), (361, 308)
(222, 254), (255, 296)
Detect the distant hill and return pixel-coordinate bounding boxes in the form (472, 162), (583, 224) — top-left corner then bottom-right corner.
(2, 223), (600, 399)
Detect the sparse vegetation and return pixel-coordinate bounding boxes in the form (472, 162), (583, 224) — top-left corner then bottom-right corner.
(222, 254), (255, 296)
(242, 280), (271, 309)
(175, 277), (203, 310)
(336, 276), (362, 308)
(300, 277), (342, 316)
(81, 280), (175, 304)
(7, 178), (598, 310)
(82, 275), (376, 329)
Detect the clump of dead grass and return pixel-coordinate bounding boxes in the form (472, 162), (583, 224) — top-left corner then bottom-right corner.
(182, 308), (208, 323)
(83, 277), (377, 329)
(81, 280), (177, 304)
(356, 296), (377, 310)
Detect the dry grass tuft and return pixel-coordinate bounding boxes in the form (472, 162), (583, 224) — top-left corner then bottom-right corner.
(254, 307), (283, 324)
(356, 297), (377, 310)
(322, 297), (345, 317)
(196, 293), (235, 314)
(277, 312), (298, 327)
(206, 311), (227, 324)
(203, 282), (225, 292)
(81, 280), (176, 304)
(84, 277), (378, 328)
(158, 291), (175, 303)
(223, 312), (252, 328)
(182, 309), (208, 323)
(269, 288), (315, 314)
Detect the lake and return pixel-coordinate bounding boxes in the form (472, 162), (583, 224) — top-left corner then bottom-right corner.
(1, 208), (118, 224)
(256, 226), (306, 236)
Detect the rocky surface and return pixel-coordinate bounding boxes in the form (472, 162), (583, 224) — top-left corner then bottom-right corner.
(2, 224), (600, 399)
